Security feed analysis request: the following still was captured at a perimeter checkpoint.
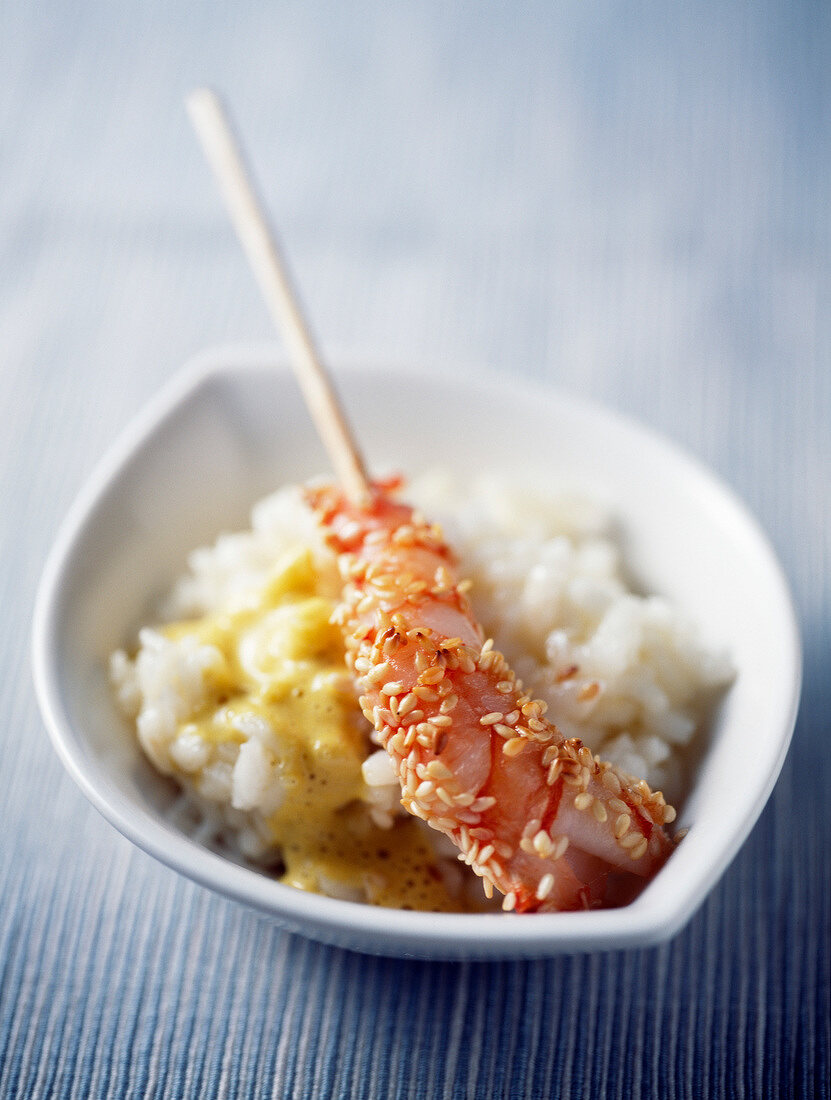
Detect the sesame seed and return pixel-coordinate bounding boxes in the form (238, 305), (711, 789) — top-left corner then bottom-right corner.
(631, 838), (649, 860)
(533, 830), (552, 856)
(620, 832), (642, 850)
(470, 796), (496, 812)
(440, 693), (459, 714)
(420, 666), (445, 685)
(496, 680), (514, 694)
(380, 681), (405, 696)
(592, 801), (608, 823)
(547, 761), (563, 786)
(576, 682), (600, 702)
(415, 781), (435, 798)
(480, 712), (504, 726)
(436, 787), (455, 806)
(426, 760), (452, 780)
(494, 724), (515, 738)
(614, 814), (631, 839)
(389, 732), (405, 754)
(432, 715), (452, 728)
(366, 661), (392, 684)
(397, 692), (418, 716)
(664, 805), (677, 823)
(536, 874), (555, 901)
(478, 844), (495, 863)
(551, 836), (570, 861)
(574, 792), (593, 811)
(502, 892), (517, 912)
(503, 738), (526, 757)
(609, 797), (629, 814)
(413, 685), (440, 702)
(483, 879), (494, 900)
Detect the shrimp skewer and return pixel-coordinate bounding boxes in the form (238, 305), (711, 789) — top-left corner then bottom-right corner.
(188, 93), (676, 913)
(307, 479), (676, 913)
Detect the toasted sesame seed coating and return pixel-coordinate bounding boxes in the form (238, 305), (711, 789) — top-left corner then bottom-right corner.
(306, 479), (677, 914)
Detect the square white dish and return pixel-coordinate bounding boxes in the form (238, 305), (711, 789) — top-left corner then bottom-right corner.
(32, 345), (801, 959)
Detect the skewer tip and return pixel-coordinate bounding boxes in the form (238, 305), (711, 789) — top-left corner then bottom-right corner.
(185, 86), (371, 506)
(185, 86), (220, 119)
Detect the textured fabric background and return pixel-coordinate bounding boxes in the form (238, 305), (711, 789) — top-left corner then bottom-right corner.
(2, 3), (828, 1096)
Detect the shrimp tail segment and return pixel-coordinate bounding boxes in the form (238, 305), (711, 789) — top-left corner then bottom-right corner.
(306, 481), (676, 913)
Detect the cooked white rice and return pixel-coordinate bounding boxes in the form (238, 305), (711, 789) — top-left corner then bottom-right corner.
(111, 473), (732, 899)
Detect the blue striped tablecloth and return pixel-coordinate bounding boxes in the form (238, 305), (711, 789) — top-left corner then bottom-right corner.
(2, 3), (828, 1095)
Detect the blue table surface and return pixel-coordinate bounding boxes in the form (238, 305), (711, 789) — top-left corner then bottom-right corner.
(2, 3), (828, 1096)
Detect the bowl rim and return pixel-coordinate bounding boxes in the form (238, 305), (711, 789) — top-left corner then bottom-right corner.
(31, 343), (803, 956)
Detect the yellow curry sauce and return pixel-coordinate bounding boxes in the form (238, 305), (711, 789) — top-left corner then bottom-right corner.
(162, 547), (465, 911)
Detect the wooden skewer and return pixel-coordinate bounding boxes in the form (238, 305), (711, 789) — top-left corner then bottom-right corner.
(186, 88), (370, 504)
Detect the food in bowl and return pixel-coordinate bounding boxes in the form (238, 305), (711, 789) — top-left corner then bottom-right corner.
(110, 472), (732, 912)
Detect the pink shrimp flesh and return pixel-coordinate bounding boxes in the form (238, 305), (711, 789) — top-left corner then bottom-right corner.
(306, 479), (677, 912)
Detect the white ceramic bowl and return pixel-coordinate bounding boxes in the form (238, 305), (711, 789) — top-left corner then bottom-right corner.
(32, 345), (801, 959)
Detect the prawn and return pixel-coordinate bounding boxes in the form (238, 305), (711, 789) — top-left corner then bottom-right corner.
(306, 479), (676, 912)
